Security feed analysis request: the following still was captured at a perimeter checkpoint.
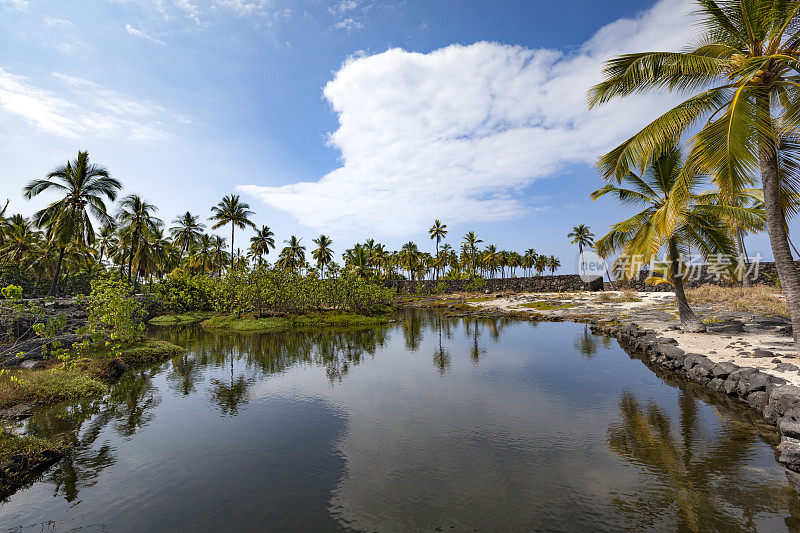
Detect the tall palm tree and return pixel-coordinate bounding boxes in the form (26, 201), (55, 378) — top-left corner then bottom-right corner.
(401, 241), (420, 280)
(249, 225), (276, 267)
(568, 225), (595, 256)
(588, 0), (800, 349)
(547, 255), (560, 275)
(23, 151), (121, 294)
(170, 211), (205, 259)
(591, 147), (753, 332)
(96, 222), (116, 265)
(117, 194), (161, 282)
(312, 234), (334, 278)
(279, 235), (305, 273)
(534, 254), (548, 276)
(209, 194), (256, 270)
(428, 219), (448, 280)
(463, 231), (483, 276)
(0, 214), (40, 265)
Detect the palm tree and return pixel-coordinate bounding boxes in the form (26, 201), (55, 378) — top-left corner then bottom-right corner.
(279, 235), (305, 273)
(170, 211), (205, 259)
(249, 225), (276, 267)
(96, 222), (116, 265)
(547, 255), (560, 275)
(209, 194), (256, 270)
(463, 231), (483, 276)
(428, 220), (448, 279)
(534, 254), (548, 276)
(591, 147), (753, 332)
(401, 241), (420, 280)
(210, 235), (228, 276)
(312, 234), (334, 277)
(588, 1), (800, 349)
(23, 151), (121, 295)
(568, 225), (595, 256)
(117, 194), (161, 282)
(0, 214), (40, 265)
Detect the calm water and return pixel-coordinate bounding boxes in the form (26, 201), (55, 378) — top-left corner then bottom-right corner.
(2, 310), (800, 531)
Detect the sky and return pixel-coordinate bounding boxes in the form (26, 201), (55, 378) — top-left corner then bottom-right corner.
(0, 0), (793, 272)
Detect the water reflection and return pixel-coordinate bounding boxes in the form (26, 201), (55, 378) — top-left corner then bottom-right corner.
(608, 390), (800, 530)
(2, 311), (799, 531)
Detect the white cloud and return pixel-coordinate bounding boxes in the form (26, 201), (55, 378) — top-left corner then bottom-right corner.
(126, 23), (166, 44)
(239, 0), (699, 236)
(0, 0), (28, 10)
(333, 17), (362, 32)
(0, 68), (174, 142)
(329, 0), (357, 15)
(174, 0), (200, 24)
(43, 15), (72, 27)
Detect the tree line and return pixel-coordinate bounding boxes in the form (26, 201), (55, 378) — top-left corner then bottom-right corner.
(0, 153), (562, 296)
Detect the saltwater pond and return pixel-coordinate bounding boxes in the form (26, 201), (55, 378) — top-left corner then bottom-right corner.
(2, 309), (800, 531)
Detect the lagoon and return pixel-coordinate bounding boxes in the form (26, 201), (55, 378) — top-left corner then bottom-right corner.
(1, 310), (798, 531)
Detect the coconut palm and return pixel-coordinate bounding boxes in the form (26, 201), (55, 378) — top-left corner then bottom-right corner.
(401, 241), (420, 280)
(95, 222), (116, 265)
(279, 235), (305, 273)
(534, 254), (548, 276)
(591, 147), (754, 332)
(117, 195), (161, 282)
(312, 234), (334, 278)
(463, 231), (483, 276)
(209, 194), (256, 270)
(170, 211), (205, 259)
(249, 225), (276, 267)
(588, 0), (800, 349)
(23, 151), (121, 294)
(547, 255), (560, 275)
(429, 220), (448, 279)
(0, 214), (40, 265)
(568, 225), (595, 256)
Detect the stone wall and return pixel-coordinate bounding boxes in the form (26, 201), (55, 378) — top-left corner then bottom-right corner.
(612, 261), (784, 292)
(384, 275), (604, 294)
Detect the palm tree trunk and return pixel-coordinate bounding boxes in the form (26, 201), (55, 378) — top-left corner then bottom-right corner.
(49, 246), (66, 296)
(736, 229), (751, 287)
(669, 237), (705, 332)
(230, 225), (235, 270)
(760, 144), (800, 352)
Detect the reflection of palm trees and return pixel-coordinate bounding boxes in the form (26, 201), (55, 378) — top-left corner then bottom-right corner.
(608, 391), (799, 530)
(433, 327), (451, 375)
(574, 325), (598, 359)
(464, 319), (486, 364)
(167, 353), (203, 396)
(209, 374), (253, 416)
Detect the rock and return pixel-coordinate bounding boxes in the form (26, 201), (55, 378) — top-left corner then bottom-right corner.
(780, 409), (800, 439)
(779, 436), (800, 471)
(752, 348), (775, 358)
(683, 354), (705, 370)
(658, 345), (685, 360)
(737, 370), (770, 396)
(777, 363), (800, 372)
(19, 360), (46, 370)
(769, 386), (800, 419)
(708, 321), (746, 334)
(708, 377), (726, 392)
(712, 362), (739, 379)
(778, 325), (793, 336)
(747, 391), (769, 412)
(774, 358), (783, 363)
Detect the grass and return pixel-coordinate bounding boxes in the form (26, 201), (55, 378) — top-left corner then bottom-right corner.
(517, 301), (574, 310)
(466, 296), (495, 302)
(686, 284), (788, 316)
(149, 311), (214, 326)
(0, 368), (107, 409)
(201, 310), (393, 334)
(0, 432), (63, 466)
(0, 339), (183, 410)
(594, 290), (642, 303)
(77, 339), (184, 367)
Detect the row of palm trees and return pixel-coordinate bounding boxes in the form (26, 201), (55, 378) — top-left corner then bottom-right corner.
(0, 152), (564, 293)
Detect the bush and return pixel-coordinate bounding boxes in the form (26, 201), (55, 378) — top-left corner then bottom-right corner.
(155, 269), (217, 312)
(465, 276), (487, 292)
(212, 267), (394, 316)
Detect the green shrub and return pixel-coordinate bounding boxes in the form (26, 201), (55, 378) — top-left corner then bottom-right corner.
(155, 269), (217, 312)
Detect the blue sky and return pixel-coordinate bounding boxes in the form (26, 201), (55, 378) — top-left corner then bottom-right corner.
(0, 0), (791, 271)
